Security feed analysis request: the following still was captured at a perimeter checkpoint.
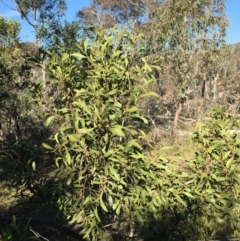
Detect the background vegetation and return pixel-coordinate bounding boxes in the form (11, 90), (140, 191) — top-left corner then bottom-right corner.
(0, 0), (239, 240)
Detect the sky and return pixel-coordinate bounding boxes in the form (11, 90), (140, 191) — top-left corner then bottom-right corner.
(0, 0), (239, 44)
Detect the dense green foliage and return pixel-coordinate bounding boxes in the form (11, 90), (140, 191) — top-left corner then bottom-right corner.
(0, 1), (240, 241)
(45, 28), (160, 240)
(189, 108), (240, 239)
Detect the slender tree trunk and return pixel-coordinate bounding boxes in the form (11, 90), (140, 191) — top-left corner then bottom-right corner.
(205, 81), (209, 99)
(33, 6), (47, 100)
(212, 72), (219, 101)
(0, 123), (3, 142)
(198, 80), (206, 120)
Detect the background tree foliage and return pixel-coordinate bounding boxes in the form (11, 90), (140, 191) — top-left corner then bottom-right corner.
(9, 0), (67, 46)
(0, 15), (32, 141)
(139, 0), (229, 127)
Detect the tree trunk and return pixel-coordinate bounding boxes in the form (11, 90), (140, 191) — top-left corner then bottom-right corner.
(198, 80), (206, 120)
(0, 123), (3, 142)
(212, 72), (219, 101)
(173, 102), (183, 128)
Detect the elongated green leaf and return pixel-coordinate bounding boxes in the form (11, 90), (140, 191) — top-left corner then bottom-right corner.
(83, 196), (91, 205)
(55, 157), (61, 168)
(183, 192), (194, 199)
(136, 212), (144, 223)
(94, 106), (100, 119)
(130, 114), (148, 124)
(12, 215), (17, 224)
(109, 166), (120, 181)
(56, 66), (62, 76)
(103, 133), (109, 143)
(77, 128), (94, 134)
(81, 102), (92, 115)
(207, 198), (216, 203)
(208, 140), (225, 153)
(94, 208), (101, 222)
(126, 107), (141, 113)
(116, 205), (121, 215)
(104, 149), (115, 157)
(223, 151), (231, 161)
(32, 161), (36, 171)
(108, 89), (118, 95)
(71, 53), (86, 59)
(226, 158), (233, 168)
(67, 176), (72, 185)
(84, 39), (88, 52)
(131, 153), (144, 159)
(65, 150), (72, 165)
(68, 134), (77, 141)
(140, 91), (159, 98)
(110, 125), (125, 137)
(45, 116), (55, 126)
(232, 174), (240, 184)
(108, 196), (113, 206)
(42, 142), (53, 150)
(100, 194), (108, 212)
(211, 153), (220, 162)
(114, 102), (122, 108)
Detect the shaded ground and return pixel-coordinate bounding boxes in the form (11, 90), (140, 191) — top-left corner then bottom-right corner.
(0, 139), (83, 241)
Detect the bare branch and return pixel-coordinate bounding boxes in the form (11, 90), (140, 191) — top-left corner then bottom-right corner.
(0, 0), (18, 12)
(125, 0), (144, 10)
(29, 226), (50, 241)
(13, 1), (36, 30)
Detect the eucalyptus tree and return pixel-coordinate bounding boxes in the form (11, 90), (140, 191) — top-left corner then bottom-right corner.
(0, 14), (20, 45)
(43, 19), (85, 50)
(140, 0), (229, 126)
(76, 0), (170, 30)
(0, 15), (22, 140)
(77, 0), (149, 29)
(0, 15), (42, 143)
(1, 0), (68, 104)
(1, 0), (67, 47)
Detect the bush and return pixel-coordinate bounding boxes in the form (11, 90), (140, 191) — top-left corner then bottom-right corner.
(44, 27), (163, 240)
(44, 24), (240, 240)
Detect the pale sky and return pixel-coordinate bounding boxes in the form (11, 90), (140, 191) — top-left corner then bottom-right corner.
(226, 0), (240, 43)
(0, 0), (239, 43)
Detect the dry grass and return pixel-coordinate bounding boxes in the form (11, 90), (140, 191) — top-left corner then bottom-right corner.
(0, 182), (17, 211)
(144, 126), (196, 162)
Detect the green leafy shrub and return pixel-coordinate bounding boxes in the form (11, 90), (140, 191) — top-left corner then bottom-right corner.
(189, 107), (240, 239)
(45, 27), (163, 240)
(139, 108), (240, 241)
